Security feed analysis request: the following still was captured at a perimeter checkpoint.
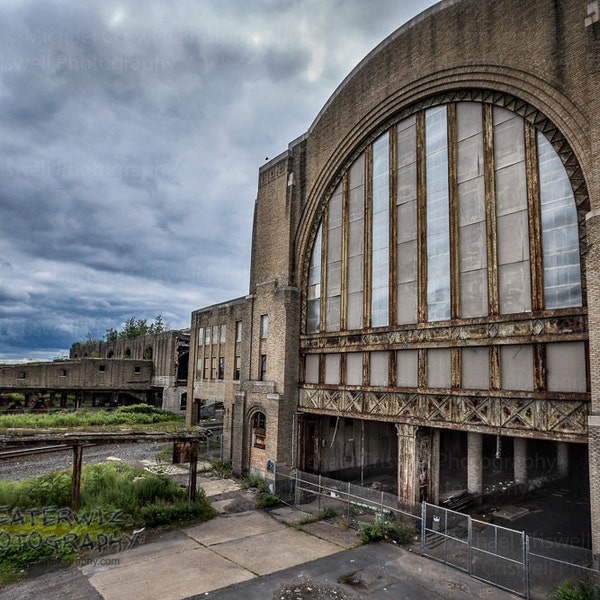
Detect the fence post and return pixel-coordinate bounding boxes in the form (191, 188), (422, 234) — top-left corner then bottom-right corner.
(347, 481), (351, 524)
(318, 475), (322, 510)
(294, 469), (299, 508)
(467, 514), (472, 576)
(421, 502), (426, 555)
(525, 534), (531, 600)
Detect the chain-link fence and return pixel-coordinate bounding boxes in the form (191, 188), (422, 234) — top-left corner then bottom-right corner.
(274, 465), (599, 599)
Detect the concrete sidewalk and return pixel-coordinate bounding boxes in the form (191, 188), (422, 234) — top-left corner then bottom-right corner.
(0, 474), (519, 599)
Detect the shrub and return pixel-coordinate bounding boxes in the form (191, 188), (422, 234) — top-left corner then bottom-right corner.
(256, 494), (281, 509)
(140, 492), (215, 527)
(359, 517), (415, 545)
(551, 580), (600, 600)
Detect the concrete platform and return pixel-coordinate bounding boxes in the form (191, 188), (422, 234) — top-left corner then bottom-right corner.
(0, 477), (520, 600)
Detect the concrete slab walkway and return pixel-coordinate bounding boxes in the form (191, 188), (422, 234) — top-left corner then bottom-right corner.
(0, 474), (520, 600)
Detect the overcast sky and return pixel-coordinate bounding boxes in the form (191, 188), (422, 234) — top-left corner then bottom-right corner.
(0, 0), (437, 362)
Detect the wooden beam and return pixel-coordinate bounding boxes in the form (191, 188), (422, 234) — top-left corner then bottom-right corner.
(188, 440), (198, 502)
(71, 444), (83, 512)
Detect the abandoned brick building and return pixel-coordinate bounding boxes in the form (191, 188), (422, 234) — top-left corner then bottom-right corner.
(70, 329), (190, 412)
(187, 0), (600, 552)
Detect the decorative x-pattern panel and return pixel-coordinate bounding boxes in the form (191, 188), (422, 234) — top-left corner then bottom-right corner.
(298, 388), (589, 440)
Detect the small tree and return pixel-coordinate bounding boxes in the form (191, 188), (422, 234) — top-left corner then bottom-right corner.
(103, 315), (168, 342)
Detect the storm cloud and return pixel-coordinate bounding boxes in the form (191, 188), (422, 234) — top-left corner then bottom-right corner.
(0, 0), (436, 360)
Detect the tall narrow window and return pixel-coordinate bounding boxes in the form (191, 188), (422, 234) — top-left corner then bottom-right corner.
(252, 412), (266, 449)
(212, 326), (218, 345)
(396, 116), (418, 325)
(326, 185), (343, 331)
(347, 154), (365, 329)
(205, 326), (211, 345)
(260, 314), (268, 338)
(371, 133), (390, 327)
(198, 327), (204, 345)
(220, 324), (226, 343)
(218, 357), (225, 380)
(211, 357), (217, 379)
(307, 225), (322, 333)
(425, 106), (451, 321)
(537, 132), (582, 309)
(234, 356), (241, 380)
(235, 321), (242, 342)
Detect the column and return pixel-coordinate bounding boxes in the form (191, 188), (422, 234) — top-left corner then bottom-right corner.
(431, 429), (441, 504)
(231, 391), (246, 476)
(513, 437), (528, 490)
(585, 211), (600, 555)
(396, 423), (417, 503)
(556, 442), (569, 479)
(467, 432), (483, 496)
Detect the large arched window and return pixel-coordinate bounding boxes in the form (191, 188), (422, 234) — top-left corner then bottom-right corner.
(304, 101), (582, 334)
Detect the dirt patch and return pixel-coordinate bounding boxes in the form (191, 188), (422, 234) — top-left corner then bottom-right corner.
(272, 577), (355, 599)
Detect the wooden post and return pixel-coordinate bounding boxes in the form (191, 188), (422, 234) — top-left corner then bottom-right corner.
(188, 440), (198, 502)
(71, 444), (83, 512)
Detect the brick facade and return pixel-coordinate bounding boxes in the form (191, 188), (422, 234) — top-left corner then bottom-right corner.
(186, 0), (600, 552)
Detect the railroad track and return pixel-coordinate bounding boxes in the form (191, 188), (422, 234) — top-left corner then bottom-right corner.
(0, 444), (76, 459)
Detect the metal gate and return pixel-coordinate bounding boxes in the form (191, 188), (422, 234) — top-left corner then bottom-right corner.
(422, 503), (526, 597)
(470, 518), (526, 596)
(422, 502), (470, 572)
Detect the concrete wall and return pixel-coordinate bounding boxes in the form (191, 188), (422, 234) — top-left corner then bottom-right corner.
(0, 359), (152, 391)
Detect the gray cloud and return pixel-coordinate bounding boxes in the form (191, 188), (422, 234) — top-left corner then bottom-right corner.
(0, 0), (436, 360)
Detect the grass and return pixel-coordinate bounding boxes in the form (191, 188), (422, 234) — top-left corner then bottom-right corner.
(0, 404), (186, 431)
(358, 515), (416, 545)
(0, 461), (216, 586)
(241, 473), (281, 509)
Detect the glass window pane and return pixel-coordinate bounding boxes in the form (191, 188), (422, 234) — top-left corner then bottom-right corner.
(425, 106), (450, 322)
(537, 132), (582, 309)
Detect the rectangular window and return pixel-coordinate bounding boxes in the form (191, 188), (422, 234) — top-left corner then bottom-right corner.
(134, 366), (141, 375)
(347, 154), (365, 330)
(98, 365), (106, 373)
(18, 371), (26, 379)
(234, 356), (241, 380)
(307, 226), (322, 333)
(396, 116), (418, 325)
(304, 354), (320, 384)
(211, 357), (217, 380)
(212, 326), (218, 345)
(371, 133), (390, 327)
(196, 358), (203, 377)
(220, 324), (226, 343)
(60, 369), (67, 377)
(218, 357), (225, 380)
(346, 353), (363, 386)
(205, 326), (211, 345)
(396, 349), (418, 387)
(260, 315), (268, 338)
(326, 184), (343, 332)
(425, 105), (451, 321)
(370, 351), (389, 386)
(259, 354), (267, 381)
(203, 358), (210, 380)
(324, 353), (340, 385)
(235, 321), (242, 342)
(198, 327), (204, 346)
